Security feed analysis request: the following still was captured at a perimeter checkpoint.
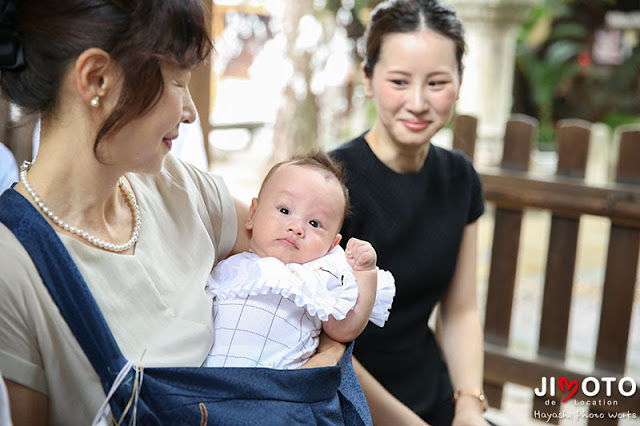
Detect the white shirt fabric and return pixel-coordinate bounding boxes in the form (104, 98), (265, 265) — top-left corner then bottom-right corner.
(0, 142), (18, 193)
(205, 246), (395, 369)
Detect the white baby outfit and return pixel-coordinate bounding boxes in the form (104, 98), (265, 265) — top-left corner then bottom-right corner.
(205, 246), (395, 369)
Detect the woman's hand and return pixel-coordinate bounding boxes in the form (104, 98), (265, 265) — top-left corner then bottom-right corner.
(297, 332), (346, 369)
(452, 413), (490, 426)
(453, 389), (489, 426)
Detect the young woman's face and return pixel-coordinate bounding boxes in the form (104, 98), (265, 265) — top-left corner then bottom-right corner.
(246, 164), (344, 265)
(107, 65), (196, 173)
(364, 29), (461, 149)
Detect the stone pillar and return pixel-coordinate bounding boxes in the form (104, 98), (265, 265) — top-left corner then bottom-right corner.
(447, 0), (539, 165)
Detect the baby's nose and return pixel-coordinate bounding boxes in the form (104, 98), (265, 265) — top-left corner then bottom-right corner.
(287, 222), (304, 236)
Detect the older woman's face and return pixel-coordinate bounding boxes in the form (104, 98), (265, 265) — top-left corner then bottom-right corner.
(105, 65), (197, 174)
(364, 29), (461, 150)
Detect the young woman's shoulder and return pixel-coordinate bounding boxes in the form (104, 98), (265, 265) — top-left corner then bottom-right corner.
(329, 133), (368, 163)
(430, 146), (485, 222)
(431, 144), (475, 169)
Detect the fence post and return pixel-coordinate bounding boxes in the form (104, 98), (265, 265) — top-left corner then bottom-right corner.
(533, 119), (591, 423)
(452, 114), (478, 161)
(590, 126), (640, 425)
(483, 114), (537, 408)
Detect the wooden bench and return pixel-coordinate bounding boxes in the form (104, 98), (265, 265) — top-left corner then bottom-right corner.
(453, 114), (640, 424)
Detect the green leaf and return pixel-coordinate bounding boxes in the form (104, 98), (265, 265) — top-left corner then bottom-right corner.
(545, 41), (582, 66)
(549, 23), (589, 41)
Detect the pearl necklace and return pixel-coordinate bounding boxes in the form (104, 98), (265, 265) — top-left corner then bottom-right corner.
(20, 161), (142, 253)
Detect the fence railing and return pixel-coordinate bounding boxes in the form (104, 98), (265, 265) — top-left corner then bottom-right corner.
(453, 113), (640, 425)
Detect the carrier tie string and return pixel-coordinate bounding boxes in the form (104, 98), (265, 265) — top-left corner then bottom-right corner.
(92, 351), (146, 426)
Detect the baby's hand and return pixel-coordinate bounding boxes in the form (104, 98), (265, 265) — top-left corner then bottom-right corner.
(345, 238), (377, 271)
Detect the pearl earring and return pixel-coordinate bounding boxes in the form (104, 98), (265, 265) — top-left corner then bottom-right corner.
(90, 95), (100, 108)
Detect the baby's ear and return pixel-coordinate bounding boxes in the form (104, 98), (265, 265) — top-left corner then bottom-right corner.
(329, 233), (342, 251)
(245, 198), (259, 230)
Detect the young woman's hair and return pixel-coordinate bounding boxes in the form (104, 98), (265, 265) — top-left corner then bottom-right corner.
(0, 0), (212, 155)
(362, 0), (465, 78)
(259, 151), (351, 221)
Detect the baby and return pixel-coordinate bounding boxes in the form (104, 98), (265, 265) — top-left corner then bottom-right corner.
(205, 152), (394, 369)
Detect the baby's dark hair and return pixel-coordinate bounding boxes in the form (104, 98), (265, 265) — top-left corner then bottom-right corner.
(362, 0), (465, 78)
(259, 151), (351, 221)
(0, 0), (212, 157)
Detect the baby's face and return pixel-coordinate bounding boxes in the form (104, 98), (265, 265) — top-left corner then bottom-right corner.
(246, 164), (345, 264)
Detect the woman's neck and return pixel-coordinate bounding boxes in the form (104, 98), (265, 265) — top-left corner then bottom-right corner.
(365, 125), (430, 174)
(15, 128), (133, 245)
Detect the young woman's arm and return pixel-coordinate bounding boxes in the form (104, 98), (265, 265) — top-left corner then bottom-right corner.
(437, 222), (490, 426)
(6, 380), (48, 426)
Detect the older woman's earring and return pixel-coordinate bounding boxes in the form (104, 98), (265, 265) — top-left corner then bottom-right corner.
(90, 95), (100, 108)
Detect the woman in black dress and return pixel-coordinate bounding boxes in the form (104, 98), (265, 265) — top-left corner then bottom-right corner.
(330, 1), (489, 424)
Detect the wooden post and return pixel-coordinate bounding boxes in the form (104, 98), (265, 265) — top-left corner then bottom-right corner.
(452, 114), (478, 161)
(533, 119), (590, 423)
(590, 126), (640, 425)
(483, 114), (537, 408)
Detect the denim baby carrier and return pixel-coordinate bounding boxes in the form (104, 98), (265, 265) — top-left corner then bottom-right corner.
(0, 188), (371, 425)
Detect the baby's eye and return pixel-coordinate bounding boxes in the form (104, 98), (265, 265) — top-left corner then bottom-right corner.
(309, 220), (319, 228)
(279, 207), (289, 215)
(391, 79), (407, 86)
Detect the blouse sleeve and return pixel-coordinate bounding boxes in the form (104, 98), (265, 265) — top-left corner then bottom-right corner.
(0, 229), (49, 394)
(369, 267), (395, 327)
(308, 246), (395, 327)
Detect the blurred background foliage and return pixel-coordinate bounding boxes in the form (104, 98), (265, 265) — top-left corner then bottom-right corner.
(512, 0), (640, 149)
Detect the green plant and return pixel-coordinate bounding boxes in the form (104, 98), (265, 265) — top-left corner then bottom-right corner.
(515, 0), (589, 148)
(601, 111), (640, 130)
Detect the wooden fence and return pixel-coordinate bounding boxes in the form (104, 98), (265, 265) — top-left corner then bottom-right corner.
(453, 114), (640, 425)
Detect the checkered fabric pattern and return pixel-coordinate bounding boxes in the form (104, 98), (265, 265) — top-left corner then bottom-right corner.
(206, 291), (322, 369)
